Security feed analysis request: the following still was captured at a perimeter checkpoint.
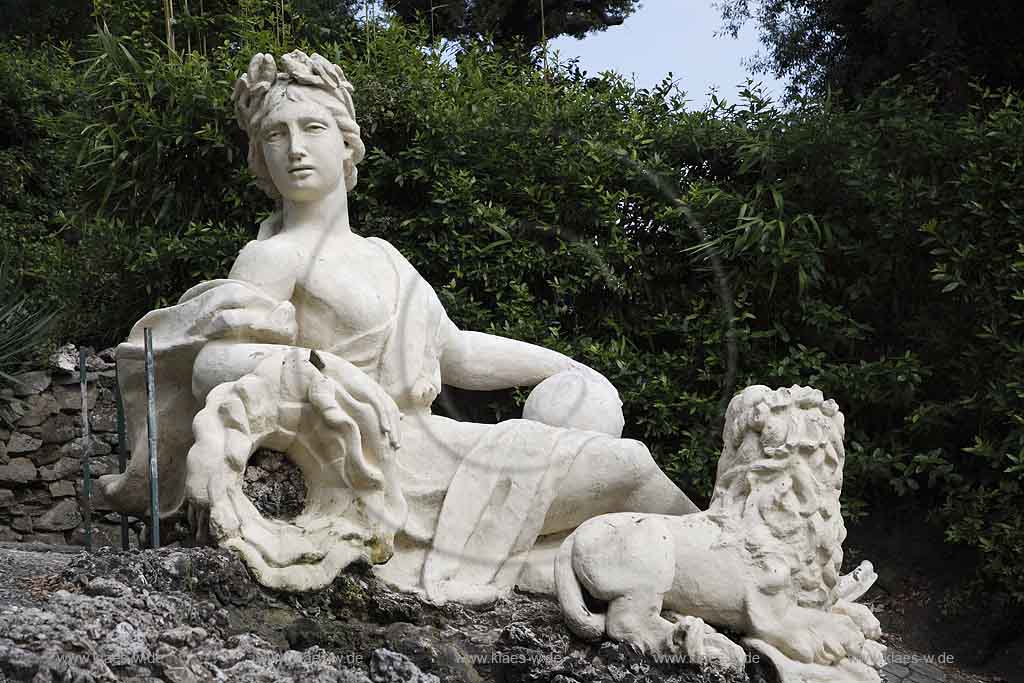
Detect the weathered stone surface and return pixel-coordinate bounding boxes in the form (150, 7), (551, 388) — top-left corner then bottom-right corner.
(52, 371), (99, 385)
(49, 343), (77, 373)
(158, 625), (207, 647)
(243, 450), (307, 521)
(23, 531), (66, 544)
(34, 499), (82, 531)
(40, 454), (116, 482)
(10, 516), (32, 532)
(0, 457), (37, 485)
(53, 384), (98, 412)
(15, 393), (58, 428)
(6, 432), (42, 454)
(0, 525), (21, 541)
(68, 523), (135, 549)
(49, 481), (76, 498)
(369, 649), (439, 683)
(0, 546), (773, 683)
(15, 487), (51, 507)
(85, 576), (130, 597)
(0, 396), (26, 425)
(103, 512), (139, 524)
(29, 444), (63, 466)
(0, 548), (376, 683)
(40, 413), (79, 443)
(90, 398), (118, 432)
(0, 439), (6, 464)
(10, 370), (51, 397)
(60, 435), (112, 460)
(0, 488), (13, 507)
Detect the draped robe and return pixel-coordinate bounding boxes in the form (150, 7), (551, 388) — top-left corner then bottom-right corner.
(98, 231), (608, 602)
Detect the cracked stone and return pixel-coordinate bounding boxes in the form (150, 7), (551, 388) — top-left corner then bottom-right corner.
(49, 481), (76, 498)
(7, 432), (42, 454)
(16, 393), (59, 428)
(10, 370), (51, 396)
(35, 499), (83, 531)
(53, 385), (98, 412)
(0, 457), (38, 485)
(40, 414), (79, 443)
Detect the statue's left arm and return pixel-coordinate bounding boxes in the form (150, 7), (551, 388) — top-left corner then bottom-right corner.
(369, 235), (616, 394)
(439, 326), (614, 393)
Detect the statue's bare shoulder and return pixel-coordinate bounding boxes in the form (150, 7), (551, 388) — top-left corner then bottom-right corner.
(364, 236), (417, 274)
(229, 236), (307, 301)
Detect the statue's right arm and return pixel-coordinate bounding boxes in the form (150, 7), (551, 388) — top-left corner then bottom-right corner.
(228, 239), (303, 301)
(202, 239), (304, 342)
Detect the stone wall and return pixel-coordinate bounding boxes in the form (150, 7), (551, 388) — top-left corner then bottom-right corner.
(0, 344), (142, 548)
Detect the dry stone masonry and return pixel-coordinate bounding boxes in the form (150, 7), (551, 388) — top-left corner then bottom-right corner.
(0, 344), (141, 548)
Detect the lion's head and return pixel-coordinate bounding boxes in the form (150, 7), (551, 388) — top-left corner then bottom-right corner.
(708, 385), (848, 609)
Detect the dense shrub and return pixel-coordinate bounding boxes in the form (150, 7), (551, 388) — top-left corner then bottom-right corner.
(0, 43), (79, 296)
(1, 18), (1021, 604)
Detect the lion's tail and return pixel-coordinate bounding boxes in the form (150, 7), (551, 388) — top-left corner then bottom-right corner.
(555, 531), (605, 641)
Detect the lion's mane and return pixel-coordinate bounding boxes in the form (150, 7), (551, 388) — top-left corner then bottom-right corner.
(708, 385), (848, 609)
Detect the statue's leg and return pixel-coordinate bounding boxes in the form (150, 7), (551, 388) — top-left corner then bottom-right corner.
(540, 438), (697, 535)
(605, 591), (679, 654)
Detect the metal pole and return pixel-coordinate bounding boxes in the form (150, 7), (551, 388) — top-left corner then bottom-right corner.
(144, 328), (160, 549)
(79, 347), (93, 552)
(115, 377), (130, 551)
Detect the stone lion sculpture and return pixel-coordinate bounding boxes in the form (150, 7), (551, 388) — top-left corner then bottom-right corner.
(555, 385), (887, 683)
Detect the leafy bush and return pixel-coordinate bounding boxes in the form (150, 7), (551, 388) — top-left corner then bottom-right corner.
(3, 15), (1022, 605)
(0, 259), (59, 425)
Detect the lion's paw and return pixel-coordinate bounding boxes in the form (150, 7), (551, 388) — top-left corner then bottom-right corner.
(670, 615), (747, 671)
(855, 638), (888, 668)
(832, 599), (882, 640)
(766, 609), (865, 666)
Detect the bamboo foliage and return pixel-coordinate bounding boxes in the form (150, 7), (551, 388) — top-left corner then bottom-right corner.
(163, 0), (176, 54)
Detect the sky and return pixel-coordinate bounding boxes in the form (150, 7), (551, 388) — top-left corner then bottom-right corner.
(548, 2), (786, 106)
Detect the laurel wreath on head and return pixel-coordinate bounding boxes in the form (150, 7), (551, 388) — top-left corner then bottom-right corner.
(232, 50), (357, 135)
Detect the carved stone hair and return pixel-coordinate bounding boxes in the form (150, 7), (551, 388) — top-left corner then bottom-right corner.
(709, 385), (846, 514)
(232, 51), (367, 199)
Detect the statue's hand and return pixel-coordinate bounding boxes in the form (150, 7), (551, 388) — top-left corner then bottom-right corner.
(312, 352), (402, 452)
(204, 302), (297, 344)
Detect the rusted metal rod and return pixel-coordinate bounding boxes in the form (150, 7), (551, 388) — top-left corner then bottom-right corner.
(79, 347), (93, 552)
(144, 328), (160, 549)
(115, 376), (130, 550)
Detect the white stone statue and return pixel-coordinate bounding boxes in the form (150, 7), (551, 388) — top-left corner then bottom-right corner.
(97, 50), (698, 601)
(554, 385), (886, 682)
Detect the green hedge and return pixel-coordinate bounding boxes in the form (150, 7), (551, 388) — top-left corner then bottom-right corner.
(1, 20), (1021, 604)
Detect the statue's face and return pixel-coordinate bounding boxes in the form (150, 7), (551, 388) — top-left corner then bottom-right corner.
(259, 92), (348, 202)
